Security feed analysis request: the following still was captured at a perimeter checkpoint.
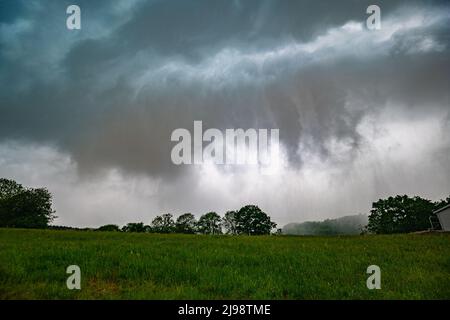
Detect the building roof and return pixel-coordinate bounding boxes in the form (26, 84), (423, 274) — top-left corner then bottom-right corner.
(434, 203), (450, 214)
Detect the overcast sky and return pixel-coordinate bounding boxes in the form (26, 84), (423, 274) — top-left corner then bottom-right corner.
(0, 0), (449, 227)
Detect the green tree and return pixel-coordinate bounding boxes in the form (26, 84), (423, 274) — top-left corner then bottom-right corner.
(235, 205), (276, 235)
(367, 195), (448, 234)
(122, 222), (147, 232)
(96, 224), (120, 232)
(222, 210), (238, 235)
(0, 178), (56, 228)
(175, 213), (197, 234)
(150, 213), (175, 233)
(0, 178), (24, 200)
(197, 212), (222, 235)
(435, 196), (450, 211)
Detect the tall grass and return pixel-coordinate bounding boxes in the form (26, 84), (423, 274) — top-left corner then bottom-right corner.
(0, 228), (449, 299)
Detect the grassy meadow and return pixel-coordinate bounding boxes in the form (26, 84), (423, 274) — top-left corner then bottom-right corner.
(0, 228), (449, 299)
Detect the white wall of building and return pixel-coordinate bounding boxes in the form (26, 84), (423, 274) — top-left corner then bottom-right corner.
(437, 206), (450, 231)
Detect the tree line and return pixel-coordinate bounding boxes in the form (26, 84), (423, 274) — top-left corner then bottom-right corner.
(366, 195), (449, 234)
(100, 207), (277, 235)
(1, 178), (449, 235)
(0, 178), (277, 235)
(0, 178), (56, 229)
(89, 195), (450, 235)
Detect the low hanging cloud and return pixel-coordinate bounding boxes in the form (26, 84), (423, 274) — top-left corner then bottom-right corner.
(0, 0), (449, 227)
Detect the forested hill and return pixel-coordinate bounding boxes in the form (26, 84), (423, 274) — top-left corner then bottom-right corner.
(282, 214), (368, 235)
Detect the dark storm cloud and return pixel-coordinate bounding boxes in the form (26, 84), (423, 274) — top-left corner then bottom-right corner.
(1, 1), (449, 172)
(0, 0), (449, 226)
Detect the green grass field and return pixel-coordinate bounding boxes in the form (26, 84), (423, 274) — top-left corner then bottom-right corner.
(0, 228), (449, 299)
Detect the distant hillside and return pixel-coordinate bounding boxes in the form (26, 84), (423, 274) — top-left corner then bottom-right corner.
(283, 214), (368, 235)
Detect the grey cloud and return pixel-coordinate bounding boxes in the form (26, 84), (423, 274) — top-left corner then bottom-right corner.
(0, 0), (449, 225)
